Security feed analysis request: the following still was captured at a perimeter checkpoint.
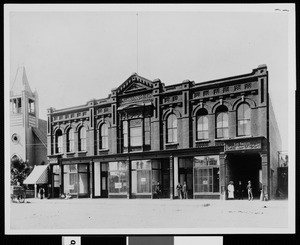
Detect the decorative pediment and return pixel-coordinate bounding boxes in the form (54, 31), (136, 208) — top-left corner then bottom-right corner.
(116, 74), (153, 95)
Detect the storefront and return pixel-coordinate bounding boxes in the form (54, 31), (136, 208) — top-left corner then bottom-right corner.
(193, 155), (220, 199)
(63, 163), (90, 198)
(223, 137), (268, 199)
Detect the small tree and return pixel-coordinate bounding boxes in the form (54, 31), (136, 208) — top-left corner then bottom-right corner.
(10, 156), (31, 186)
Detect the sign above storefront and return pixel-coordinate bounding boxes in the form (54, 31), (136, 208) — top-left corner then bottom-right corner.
(224, 138), (262, 152)
(49, 158), (58, 164)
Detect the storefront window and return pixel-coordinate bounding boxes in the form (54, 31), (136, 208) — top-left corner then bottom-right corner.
(108, 161), (128, 194)
(131, 160), (152, 194)
(63, 165), (78, 195)
(63, 164), (89, 196)
(193, 155), (220, 193)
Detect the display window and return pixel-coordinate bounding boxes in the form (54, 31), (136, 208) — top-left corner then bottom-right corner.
(63, 164), (89, 196)
(108, 161), (128, 194)
(193, 155), (220, 193)
(131, 160), (152, 194)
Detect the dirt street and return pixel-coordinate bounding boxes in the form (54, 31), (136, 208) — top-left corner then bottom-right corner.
(7, 198), (289, 234)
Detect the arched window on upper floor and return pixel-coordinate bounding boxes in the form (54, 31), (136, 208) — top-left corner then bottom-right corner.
(99, 123), (108, 149)
(55, 129), (63, 153)
(216, 105), (229, 139)
(167, 114), (178, 143)
(237, 103), (251, 136)
(196, 109), (209, 140)
(66, 128), (74, 152)
(78, 126), (87, 151)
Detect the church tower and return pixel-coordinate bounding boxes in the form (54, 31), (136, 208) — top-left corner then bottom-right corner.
(10, 67), (47, 167)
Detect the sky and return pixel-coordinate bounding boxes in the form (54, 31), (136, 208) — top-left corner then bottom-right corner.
(6, 4), (295, 150)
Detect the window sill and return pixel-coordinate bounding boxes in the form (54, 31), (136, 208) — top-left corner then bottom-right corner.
(195, 140), (210, 143)
(214, 138), (229, 141)
(98, 149), (109, 152)
(52, 153), (63, 156)
(234, 135), (253, 139)
(165, 142), (179, 146)
(66, 151), (75, 154)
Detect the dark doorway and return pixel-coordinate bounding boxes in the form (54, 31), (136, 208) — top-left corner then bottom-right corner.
(101, 163), (108, 198)
(178, 158), (193, 198)
(227, 153), (261, 198)
(161, 159), (170, 198)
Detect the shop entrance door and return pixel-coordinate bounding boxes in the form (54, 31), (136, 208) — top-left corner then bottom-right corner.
(101, 163), (108, 198)
(227, 153), (261, 198)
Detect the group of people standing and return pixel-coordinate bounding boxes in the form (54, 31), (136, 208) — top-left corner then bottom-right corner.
(227, 180), (253, 200)
(154, 181), (189, 199)
(176, 181), (188, 199)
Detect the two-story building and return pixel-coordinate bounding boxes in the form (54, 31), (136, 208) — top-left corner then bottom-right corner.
(47, 64), (281, 200)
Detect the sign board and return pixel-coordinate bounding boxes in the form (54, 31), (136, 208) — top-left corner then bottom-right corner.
(115, 182), (122, 189)
(141, 178), (146, 182)
(203, 180), (208, 185)
(224, 138), (262, 152)
(49, 158), (58, 164)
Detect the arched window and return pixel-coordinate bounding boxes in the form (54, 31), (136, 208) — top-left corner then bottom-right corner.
(78, 127), (86, 151)
(55, 129), (63, 153)
(167, 114), (177, 143)
(99, 123), (108, 149)
(237, 103), (251, 136)
(196, 109), (209, 140)
(67, 128), (74, 152)
(216, 105), (229, 139)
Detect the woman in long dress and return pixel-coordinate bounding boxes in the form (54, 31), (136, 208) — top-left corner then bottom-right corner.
(228, 181), (235, 199)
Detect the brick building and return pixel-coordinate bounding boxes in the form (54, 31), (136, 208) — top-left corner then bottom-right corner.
(47, 64), (281, 200)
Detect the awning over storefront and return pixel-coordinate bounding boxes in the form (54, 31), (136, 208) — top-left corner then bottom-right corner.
(23, 165), (49, 185)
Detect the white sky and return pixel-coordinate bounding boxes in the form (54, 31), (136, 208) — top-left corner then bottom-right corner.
(6, 4), (295, 150)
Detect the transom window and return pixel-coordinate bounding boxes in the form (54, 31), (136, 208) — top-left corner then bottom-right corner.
(167, 114), (177, 143)
(237, 103), (251, 136)
(216, 105), (229, 139)
(196, 109), (208, 140)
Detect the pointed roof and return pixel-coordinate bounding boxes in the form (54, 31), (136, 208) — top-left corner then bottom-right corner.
(116, 73), (153, 95)
(10, 67), (33, 96)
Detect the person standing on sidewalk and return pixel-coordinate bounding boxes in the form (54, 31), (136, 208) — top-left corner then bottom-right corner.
(182, 181), (188, 199)
(227, 181), (235, 199)
(176, 182), (183, 199)
(247, 180), (253, 200)
(237, 181), (244, 200)
(155, 181), (161, 199)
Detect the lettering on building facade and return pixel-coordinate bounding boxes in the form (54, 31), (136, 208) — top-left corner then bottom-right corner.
(225, 139), (262, 151)
(119, 93), (153, 105)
